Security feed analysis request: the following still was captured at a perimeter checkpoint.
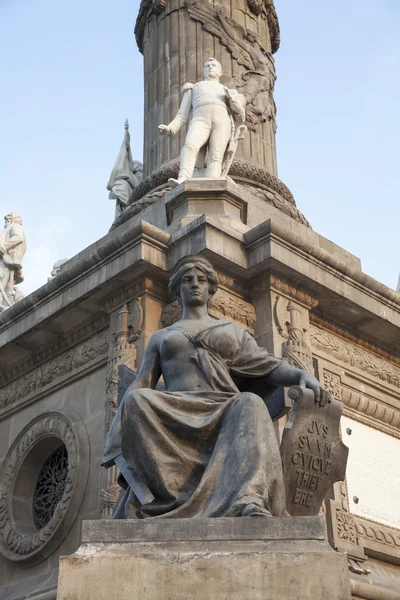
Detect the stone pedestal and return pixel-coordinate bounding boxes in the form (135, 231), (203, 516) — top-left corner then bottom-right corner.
(57, 517), (351, 600)
(165, 178), (248, 232)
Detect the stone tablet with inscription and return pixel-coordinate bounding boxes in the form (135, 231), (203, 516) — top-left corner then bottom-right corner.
(280, 385), (348, 516)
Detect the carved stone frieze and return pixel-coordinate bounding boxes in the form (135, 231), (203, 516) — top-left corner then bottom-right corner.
(185, 0), (277, 132)
(246, 0), (280, 53)
(310, 324), (400, 389)
(311, 314), (400, 367)
(0, 331), (108, 411)
(211, 290), (256, 330)
(0, 314), (108, 389)
(0, 410), (89, 564)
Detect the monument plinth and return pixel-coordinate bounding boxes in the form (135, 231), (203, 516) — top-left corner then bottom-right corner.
(57, 518), (351, 600)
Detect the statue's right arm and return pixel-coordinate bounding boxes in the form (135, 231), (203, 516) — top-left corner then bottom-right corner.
(158, 84), (193, 136)
(131, 330), (162, 390)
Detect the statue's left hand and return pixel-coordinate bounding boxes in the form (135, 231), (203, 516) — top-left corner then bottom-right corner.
(298, 372), (332, 407)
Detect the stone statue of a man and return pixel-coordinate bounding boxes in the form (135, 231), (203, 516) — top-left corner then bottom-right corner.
(0, 213), (26, 312)
(159, 58), (246, 187)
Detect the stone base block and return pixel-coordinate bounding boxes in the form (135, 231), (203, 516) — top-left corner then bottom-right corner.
(57, 517), (351, 600)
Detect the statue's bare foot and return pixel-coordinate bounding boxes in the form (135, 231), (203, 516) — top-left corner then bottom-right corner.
(240, 503), (272, 517)
(168, 177), (187, 188)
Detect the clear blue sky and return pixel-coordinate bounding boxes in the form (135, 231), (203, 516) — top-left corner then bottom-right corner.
(0, 0), (399, 296)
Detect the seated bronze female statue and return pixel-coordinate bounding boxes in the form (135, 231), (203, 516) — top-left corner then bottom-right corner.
(103, 255), (331, 519)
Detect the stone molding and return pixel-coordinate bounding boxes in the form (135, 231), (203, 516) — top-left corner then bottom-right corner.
(0, 409), (89, 565)
(310, 323), (400, 389)
(355, 516), (400, 556)
(341, 387), (400, 438)
(0, 330), (108, 413)
(0, 314), (108, 389)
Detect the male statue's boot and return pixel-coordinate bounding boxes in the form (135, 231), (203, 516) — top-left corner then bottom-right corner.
(168, 144), (198, 188)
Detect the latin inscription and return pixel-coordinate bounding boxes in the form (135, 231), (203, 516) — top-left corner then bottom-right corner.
(291, 420), (333, 505)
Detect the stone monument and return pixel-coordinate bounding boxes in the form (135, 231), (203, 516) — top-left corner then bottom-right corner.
(0, 212), (26, 312)
(102, 255), (335, 520)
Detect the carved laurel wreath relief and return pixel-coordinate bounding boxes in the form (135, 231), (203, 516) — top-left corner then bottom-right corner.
(0, 410), (89, 564)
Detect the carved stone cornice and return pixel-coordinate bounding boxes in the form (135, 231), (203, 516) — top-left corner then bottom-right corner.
(0, 314), (109, 389)
(341, 387), (400, 438)
(310, 322), (400, 389)
(0, 330), (108, 412)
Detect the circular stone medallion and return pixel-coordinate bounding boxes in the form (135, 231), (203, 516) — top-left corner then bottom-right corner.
(0, 410), (89, 565)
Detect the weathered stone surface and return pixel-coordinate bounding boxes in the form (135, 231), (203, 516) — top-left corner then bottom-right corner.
(57, 517), (351, 600)
(82, 516), (325, 543)
(280, 386), (348, 516)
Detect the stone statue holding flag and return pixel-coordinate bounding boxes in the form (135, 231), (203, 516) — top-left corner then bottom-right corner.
(107, 120), (143, 222)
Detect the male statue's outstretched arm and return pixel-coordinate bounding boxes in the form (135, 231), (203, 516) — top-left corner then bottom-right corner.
(158, 83), (193, 136)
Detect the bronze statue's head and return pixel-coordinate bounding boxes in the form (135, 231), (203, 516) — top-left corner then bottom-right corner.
(169, 255), (219, 304)
(203, 58), (222, 81)
(4, 213), (22, 227)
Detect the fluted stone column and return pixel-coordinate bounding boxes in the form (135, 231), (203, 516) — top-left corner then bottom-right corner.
(135, 0), (280, 180)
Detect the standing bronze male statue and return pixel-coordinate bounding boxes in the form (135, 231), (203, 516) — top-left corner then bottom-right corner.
(103, 255), (331, 519)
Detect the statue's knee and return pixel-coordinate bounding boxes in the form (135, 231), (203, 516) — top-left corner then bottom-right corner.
(183, 143), (199, 153)
(125, 390), (148, 416)
(239, 392), (264, 410)
(207, 148), (224, 163)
